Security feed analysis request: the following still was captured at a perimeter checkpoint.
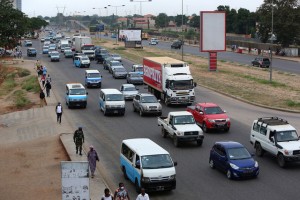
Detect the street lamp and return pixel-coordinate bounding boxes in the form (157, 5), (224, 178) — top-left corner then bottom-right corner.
(130, 0), (152, 16)
(269, 0), (274, 82)
(93, 7), (106, 17)
(108, 4), (125, 16)
(181, 0), (184, 61)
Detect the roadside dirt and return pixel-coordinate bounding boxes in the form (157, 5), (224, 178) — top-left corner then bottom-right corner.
(0, 59), (69, 199)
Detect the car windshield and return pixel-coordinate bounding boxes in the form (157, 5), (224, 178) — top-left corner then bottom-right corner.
(87, 73), (100, 78)
(227, 147), (251, 160)
(82, 46), (94, 50)
(141, 96), (158, 103)
(81, 57), (89, 61)
(69, 89), (86, 95)
(130, 73), (142, 78)
(174, 115), (195, 125)
(106, 94), (124, 101)
(115, 68), (126, 72)
(52, 53), (59, 56)
(124, 87), (136, 91)
(276, 131), (299, 142)
(111, 62), (121, 66)
(135, 67), (143, 72)
(112, 54), (120, 58)
(204, 106), (224, 114)
(141, 154), (173, 169)
(169, 80), (193, 90)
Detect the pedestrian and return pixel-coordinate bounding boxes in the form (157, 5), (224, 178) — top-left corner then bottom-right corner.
(42, 66), (47, 76)
(73, 127), (84, 155)
(36, 60), (41, 69)
(114, 182), (130, 200)
(101, 188), (114, 200)
(87, 145), (99, 178)
(46, 74), (52, 83)
(44, 80), (52, 97)
(55, 102), (63, 124)
(18, 50), (22, 58)
(136, 188), (149, 200)
(40, 74), (46, 86)
(39, 89), (46, 107)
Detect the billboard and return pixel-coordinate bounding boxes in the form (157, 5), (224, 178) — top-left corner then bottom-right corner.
(61, 161), (90, 200)
(119, 29), (142, 42)
(200, 11), (226, 52)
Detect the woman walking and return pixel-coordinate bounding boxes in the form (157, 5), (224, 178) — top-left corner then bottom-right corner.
(87, 146), (99, 178)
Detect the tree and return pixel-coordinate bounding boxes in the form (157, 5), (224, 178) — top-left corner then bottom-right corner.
(257, 0), (300, 46)
(0, 0), (29, 48)
(174, 15), (188, 27)
(189, 15), (200, 28)
(155, 13), (169, 28)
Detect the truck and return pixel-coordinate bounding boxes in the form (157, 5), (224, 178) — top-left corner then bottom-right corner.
(59, 39), (69, 52)
(74, 36), (95, 60)
(158, 111), (204, 147)
(143, 57), (197, 106)
(141, 32), (149, 40)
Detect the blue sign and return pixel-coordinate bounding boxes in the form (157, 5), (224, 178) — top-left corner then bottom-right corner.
(97, 24), (104, 31)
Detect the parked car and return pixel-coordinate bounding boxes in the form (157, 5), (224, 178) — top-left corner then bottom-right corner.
(23, 40), (32, 47)
(187, 102), (230, 133)
(110, 53), (122, 62)
(112, 66), (127, 79)
(133, 93), (162, 116)
(120, 84), (139, 100)
(27, 48), (37, 57)
(251, 57), (270, 68)
(64, 50), (73, 58)
(127, 72), (143, 84)
(209, 141), (259, 179)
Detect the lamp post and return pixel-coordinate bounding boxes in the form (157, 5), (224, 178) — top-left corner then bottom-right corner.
(269, 0), (274, 82)
(181, 0), (184, 61)
(130, 0), (152, 16)
(93, 7), (105, 17)
(108, 4), (125, 16)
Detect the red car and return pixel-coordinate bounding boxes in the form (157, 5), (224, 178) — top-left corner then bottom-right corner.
(187, 102), (230, 132)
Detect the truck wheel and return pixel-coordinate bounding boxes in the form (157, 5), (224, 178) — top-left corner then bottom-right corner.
(161, 127), (167, 138)
(135, 179), (140, 193)
(104, 109), (107, 116)
(139, 109), (144, 116)
(255, 143), (264, 157)
(224, 127), (230, 132)
(173, 136), (179, 147)
(226, 170), (233, 179)
(133, 105), (137, 112)
(164, 96), (170, 106)
(202, 123), (208, 133)
(209, 159), (215, 169)
(277, 153), (286, 168)
(196, 140), (203, 146)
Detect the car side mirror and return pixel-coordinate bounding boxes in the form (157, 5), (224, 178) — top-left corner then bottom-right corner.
(270, 136), (275, 143)
(194, 82), (197, 87)
(199, 111), (204, 114)
(136, 88), (139, 90)
(173, 161), (178, 166)
(86, 92), (88, 95)
(223, 110), (227, 113)
(158, 99), (161, 102)
(135, 163), (140, 169)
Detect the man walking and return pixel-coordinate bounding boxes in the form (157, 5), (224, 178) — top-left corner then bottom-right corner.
(55, 102), (63, 124)
(39, 89), (46, 107)
(73, 127), (84, 155)
(136, 188), (149, 200)
(44, 80), (52, 97)
(87, 145), (99, 178)
(114, 182), (130, 200)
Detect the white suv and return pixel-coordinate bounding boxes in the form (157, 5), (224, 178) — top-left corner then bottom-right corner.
(250, 117), (300, 167)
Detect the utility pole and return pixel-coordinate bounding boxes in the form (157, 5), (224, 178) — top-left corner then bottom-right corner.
(181, 0), (184, 61)
(269, 0), (274, 82)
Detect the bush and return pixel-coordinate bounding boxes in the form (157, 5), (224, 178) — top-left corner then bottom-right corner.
(22, 76), (40, 93)
(17, 68), (30, 77)
(13, 90), (30, 108)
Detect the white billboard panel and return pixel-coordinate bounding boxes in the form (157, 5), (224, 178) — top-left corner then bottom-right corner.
(119, 29), (141, 41)
(61, 161), (89, 200)
(200, 11), (226, 52)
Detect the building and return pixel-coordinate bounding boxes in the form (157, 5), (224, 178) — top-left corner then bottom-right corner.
(10, 0), (22, 11)
(133, 14), (155, 29)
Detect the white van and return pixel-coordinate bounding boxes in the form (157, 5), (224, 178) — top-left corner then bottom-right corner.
(99, 89), (125, 116)
(120, 138), (177, 192)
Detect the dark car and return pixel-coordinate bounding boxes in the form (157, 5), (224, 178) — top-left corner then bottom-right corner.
(209, 141), (259, 179)
(27, 48), (37, 57)
(95, 48), (109, 64)
(251, 57), (271, 68)
(171, 40), (182, 49)
(127, 72), (143, 84)
(103, 56), (114, 70)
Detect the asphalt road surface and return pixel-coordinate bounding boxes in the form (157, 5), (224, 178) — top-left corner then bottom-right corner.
(102, 34), (300, 74)
(26, 39), (300, 200)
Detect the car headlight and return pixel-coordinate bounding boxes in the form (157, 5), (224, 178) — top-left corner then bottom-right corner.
(254, 161), (259, 168)
(105, 105), (111, 108)
(226, 118), (230, 122)
(175, 130), (184, 136)
(169, 175), (176, 180)
(208, 119), (215, 123)
(284, 150), (292, 155)
(230, 163), (239, 170)
(142, 177), (150, 183)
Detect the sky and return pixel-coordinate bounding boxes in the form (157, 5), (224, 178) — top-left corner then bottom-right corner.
(22, 0), (265, 17)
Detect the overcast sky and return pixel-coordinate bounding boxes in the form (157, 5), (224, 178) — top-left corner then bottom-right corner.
(23, 0), (265, 17)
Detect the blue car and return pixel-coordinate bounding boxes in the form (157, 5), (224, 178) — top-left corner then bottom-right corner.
(209, 141), (259, 179)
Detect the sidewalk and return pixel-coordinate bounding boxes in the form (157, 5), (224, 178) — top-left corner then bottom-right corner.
(0, 60), (109, 199)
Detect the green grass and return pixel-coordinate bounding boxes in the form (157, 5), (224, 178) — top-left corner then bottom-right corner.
(13, 90), (30, 108)
(241, 75), (286, 87)
(21, 76), (40, 93)
(0, 74), (17, 96)
(16, 68), (30, 77)
(286, 100), (300, 107)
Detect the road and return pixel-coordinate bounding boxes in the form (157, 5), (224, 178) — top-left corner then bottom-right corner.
(101, 34), (300, 74)
(26, 39), (300, 200)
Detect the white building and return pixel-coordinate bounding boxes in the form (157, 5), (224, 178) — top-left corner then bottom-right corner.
(10, 0), (22, 11)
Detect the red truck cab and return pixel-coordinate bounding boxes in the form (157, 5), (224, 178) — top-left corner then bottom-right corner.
(187, 102), (230, 132)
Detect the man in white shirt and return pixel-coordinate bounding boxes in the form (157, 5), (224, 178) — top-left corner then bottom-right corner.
(136, 188), (149, 200)
(55, 102), (63, 124)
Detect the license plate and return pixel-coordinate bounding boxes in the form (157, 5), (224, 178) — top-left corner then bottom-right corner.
(156, 186), (164, 191)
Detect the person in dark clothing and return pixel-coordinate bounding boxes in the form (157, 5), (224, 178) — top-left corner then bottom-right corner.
(73, 127), (84, 155)
(39, 89), (46, 107)
(44, 80), (52, 97)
